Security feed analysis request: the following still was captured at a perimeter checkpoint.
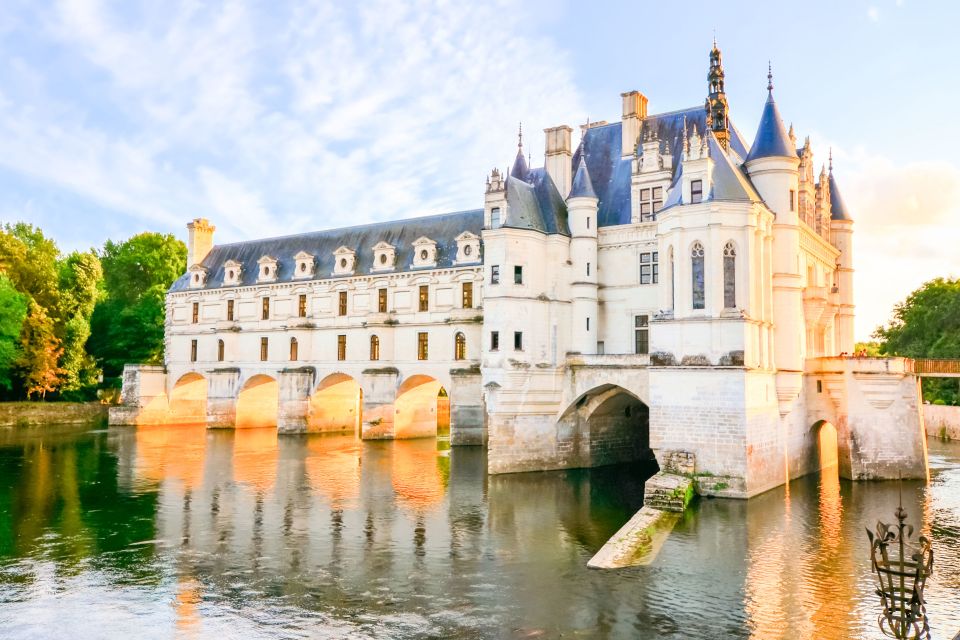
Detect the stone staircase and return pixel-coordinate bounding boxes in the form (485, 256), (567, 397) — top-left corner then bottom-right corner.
(643, 472), (694, 513)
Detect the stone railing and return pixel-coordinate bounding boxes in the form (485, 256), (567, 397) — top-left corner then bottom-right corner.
(566, 353), (651, 368)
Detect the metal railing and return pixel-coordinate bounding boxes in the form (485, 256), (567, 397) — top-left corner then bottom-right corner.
(911, 358), (960, 377)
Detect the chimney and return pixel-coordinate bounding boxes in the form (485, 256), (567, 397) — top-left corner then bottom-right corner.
(544, 125), (573, 197)
(621, 90), (649, 157)
(186, 218), (215, 269)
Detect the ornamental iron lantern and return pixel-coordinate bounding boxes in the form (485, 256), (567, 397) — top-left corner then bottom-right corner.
(866, 486), (934, 639)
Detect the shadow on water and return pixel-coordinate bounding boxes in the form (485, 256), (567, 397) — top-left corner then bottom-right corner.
(0, 423), (958, 639)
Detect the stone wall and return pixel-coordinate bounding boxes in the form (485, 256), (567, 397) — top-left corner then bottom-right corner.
(0, 402), (107, 426)
(923, 403), (960, 440)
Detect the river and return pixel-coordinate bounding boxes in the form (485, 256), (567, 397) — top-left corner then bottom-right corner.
(0, 424), (957, 639)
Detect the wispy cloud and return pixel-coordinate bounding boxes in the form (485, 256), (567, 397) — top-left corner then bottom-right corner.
(0, 0), (584, 246)
(867, 6), (880, 21)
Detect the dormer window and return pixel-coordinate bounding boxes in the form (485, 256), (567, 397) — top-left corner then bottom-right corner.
(639, 186), (663, 221)
(222, 259), (243, 286)
(371, 241), (396, 272)
(333, 246), (356, 275)
(412, 237), (437, 268)
(691, 179), (703, 204)
(293, 251), (315, 279)
(454, 231), (481, 265)
(257, 256), (278, 283)
(188, 265), (207, 289)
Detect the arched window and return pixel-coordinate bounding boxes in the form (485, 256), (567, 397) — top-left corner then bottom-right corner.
(723, 241), (736, 309)
(217, 339), (225, 362)
(454, 332), (467, 360)
(691, 241), (705, 310)
(290, 337), (298, 361)
(370, 335), (380, 361)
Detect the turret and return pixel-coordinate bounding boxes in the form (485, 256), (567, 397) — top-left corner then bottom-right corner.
(567, 153), (599, 354)
(745, 65), (800, 219)
(484, 167), (506, 229)
(706, 41), (730, 149)
(186, 218), (215, 270)
(828, 151), (855, 354)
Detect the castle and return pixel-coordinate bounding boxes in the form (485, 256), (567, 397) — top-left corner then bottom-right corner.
(112, 44), (928, 498)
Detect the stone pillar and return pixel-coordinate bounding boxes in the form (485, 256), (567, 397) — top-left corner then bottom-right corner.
(361, 367), (399, 439)
(278, 367), (315, 434)
(449, 367), (485, 445)
(207, 368), (240, 428)
(108, 364), (169, 425)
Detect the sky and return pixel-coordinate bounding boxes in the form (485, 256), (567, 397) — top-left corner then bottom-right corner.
(0, 0), (957, 340)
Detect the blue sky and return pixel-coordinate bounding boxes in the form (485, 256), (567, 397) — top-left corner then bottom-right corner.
(0, 0), (957, 339)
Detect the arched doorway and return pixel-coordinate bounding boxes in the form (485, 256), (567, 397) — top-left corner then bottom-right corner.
(169, 373), (207, 425)
(395, 375), (447, 439)
(236, 375), (279, 429)
(813, 419), (839, 471)
(309, 373), (363, 435)
(559, 385), (653, 468)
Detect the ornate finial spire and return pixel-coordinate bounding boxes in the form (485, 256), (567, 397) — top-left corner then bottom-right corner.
(518, 122), (523, 149)
(829, 147), (834, 173)
(707, 40), (730, 149)
(767, 61), (773, 92)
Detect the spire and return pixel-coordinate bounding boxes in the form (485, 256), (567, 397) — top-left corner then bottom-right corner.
(510, 121), (529, 179)
(767, 61), (773, 92)
(829, 147), (834, 173)
(828, 152), (850, 220)
(745, 65), (795, 162)
(706, 40), (730, 149)
(518, 121), (523, 149)
(569, 156), (597, 199)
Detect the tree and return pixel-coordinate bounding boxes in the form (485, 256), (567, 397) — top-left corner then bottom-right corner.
(15, 301), (65, 400)
(0, 275), (28, 393)
(0, 223), (61, 313)
(89, 233), (186, 381)
(57, 252), (103, 396)
(874, 277), (960, 405)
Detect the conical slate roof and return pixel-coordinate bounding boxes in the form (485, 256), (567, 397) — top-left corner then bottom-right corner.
(745, 92), (795, 162)
(510, 147), (529, 179)
(828, 171), (851, 220)
(569, 157), (597, 198)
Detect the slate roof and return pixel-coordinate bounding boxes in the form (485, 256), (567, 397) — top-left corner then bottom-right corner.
(169, 209), (483, 292)
(828, 171), (851, 220)
(745, 92), (795, 162)
(569, 157), (597, 198)
(504, 168), (570, 235)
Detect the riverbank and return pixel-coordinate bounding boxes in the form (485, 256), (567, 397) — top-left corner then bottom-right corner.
(0, 402), (107, 427)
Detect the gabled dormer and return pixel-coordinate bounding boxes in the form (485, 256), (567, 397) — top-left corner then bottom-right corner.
(293, 251), (315, 279)
(188, 265), (207, 289)
(484, 167), (506, 229)
(411, 237), (437, 268)
(222, 259), (243, 286)
(371, 241), (396, 272)
(631, 125), (673, 223)
(333, 246), (356, 275)
(454, 231), (481, 265)
(257, 255), (278, 283)
(680, 124), (713, 205)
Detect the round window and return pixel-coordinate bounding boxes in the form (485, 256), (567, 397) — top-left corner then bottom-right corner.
(300, 262), (306, 272)
(340, 258), (348, 268)
(464, 245), (472, 256)
(380, 253), (387, 264)
(420, 249), (429, 261)
(228, 270), (235, 279)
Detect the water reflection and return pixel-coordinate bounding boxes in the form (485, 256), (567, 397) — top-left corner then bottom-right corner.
(0, 425), (957, 639)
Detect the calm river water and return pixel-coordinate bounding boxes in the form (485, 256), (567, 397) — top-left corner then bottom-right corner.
(0, 424), (957, 639)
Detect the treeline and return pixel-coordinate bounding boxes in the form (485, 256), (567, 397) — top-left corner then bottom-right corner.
(873, 277), (960, 405)
(0, 223), (185, 401)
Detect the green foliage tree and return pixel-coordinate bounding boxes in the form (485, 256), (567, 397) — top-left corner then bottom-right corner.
(0, 275), (28, 392)
(57, 252), (103, 396)
(15, 301), (65, 400)
(874, 277), (960, 405)
(89, 233), (187, 381)
(0, 223), (61, 313)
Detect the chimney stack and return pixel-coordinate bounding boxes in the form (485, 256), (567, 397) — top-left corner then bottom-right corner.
(544, 125), (573, 197)
(186, 218), (215, 270)
(621, 90), (649, 157)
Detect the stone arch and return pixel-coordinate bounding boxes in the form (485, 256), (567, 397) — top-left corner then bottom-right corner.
(309, 373), (363, 435)
(559, 384), (653, 468)
(236, 374), (279, 429)
(169, 372), (207, 425)
(811, 419), (840, 471)
(395, 374), (448, 439)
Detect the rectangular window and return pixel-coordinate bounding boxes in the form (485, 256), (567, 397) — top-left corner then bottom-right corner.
(226, 299), (234, 321)
(378, 288), (387, 313)
(587, 216), (590, 229)
(640, 251), (659, 284)
(260, 337), (268, 361)
(639, 185), (664, 221)
(789, 189), (796, 212)
(337, 335), (346, 361)
(419, 285), (429, 311)
(262, 297), (270, 320)
(490, 331), (499, 351)
(514, 265), (523, 285)
(338, 291), (347, 316)
(586, 262), (590, 277)
(217, 340), (224, 362)
(817, 380), (823, 393)
(290, 338), (299, 361)
(514, 331), (523, 351)
(692, 246), (705, 310)
(417, 332), (428, 360)
(491, 265), (500, 284)
(691, 179), (703, 204)
(192, 302), (199, 324)
(298, 294), (307, 318)
(190, 339), (197, 362)
(462, 282), (473, 309)
(634, 315), (649, 355)
(491, 207), (501, 228)
(370, 336), (380, 361)
(586, 317), (590, 331)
